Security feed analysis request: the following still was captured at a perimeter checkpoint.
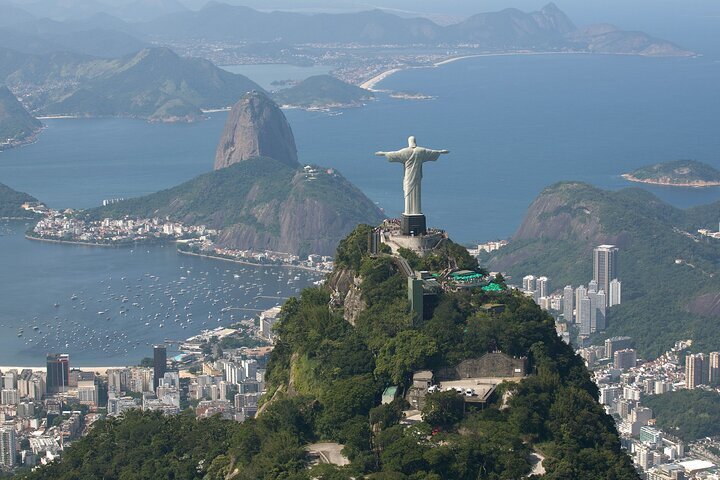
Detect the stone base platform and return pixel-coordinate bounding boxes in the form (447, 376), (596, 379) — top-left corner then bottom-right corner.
(382, 231), (445, 257)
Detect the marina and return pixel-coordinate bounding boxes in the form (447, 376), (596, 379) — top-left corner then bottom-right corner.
(0, 220), (323, 366)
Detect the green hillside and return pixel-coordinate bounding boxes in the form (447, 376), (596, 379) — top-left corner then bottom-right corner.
(0, 182), (40, 218)
(0, 86), (42, 148)
(1, 47), (263, 121)
(644, 390), (720, 441)
(486, 182), (720, 357)
(16, 225), (637, 480)
(86, 157), (385, 256)
(273, 75), (374, 108)
(624, 160), (720, 186)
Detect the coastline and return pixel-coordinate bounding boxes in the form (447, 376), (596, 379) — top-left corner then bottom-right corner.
(360, 51), (577, 91)
(621, 173), (720, 188)
(178, 248), (328, 274)
(25, 234), (125, 248)
(359, 50), (689, 92)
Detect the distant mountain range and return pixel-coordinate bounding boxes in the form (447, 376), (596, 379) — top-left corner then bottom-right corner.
(0, 47), (263, 121)
(0, 85), (42, 149)
(127, 2), (690, 55)
(0, 2), (694, 57)
(486, 182), (720, 358)
(0, 2), (694, 120)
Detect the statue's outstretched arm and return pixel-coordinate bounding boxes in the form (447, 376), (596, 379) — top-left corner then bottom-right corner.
(375, 150), (407, 163)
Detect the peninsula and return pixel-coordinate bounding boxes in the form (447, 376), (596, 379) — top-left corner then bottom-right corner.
(622, 160), (720, 188)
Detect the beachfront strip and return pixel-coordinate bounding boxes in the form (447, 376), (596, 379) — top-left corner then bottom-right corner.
(0, 305), (284, 472)
(24, 204), (334, 273)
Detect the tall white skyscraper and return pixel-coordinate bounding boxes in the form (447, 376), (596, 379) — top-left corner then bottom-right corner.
(575, 285), (587, 325)
(522, 275), (536, 292)
(563, 285), (574, 323)
(536, 276), (549, 299)
(0, 423), (16, 468)
(609, 279), (622, 306)
(594, 245), (618, 305)
(579, 296), (592, 335)
(686, 353), (706, 389)
(596, 290), (607, 331)
(710, 352), (720, 386)
(588, 291), (599, 332)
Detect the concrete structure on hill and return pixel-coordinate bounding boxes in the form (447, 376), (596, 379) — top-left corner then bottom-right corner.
(435, 352), (527, 380)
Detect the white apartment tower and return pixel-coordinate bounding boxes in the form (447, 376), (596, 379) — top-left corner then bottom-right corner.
(563, 285), (574, 322)
(609, 279), (622, 306)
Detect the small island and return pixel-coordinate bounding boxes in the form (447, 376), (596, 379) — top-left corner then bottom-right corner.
(622, 160), (720, 188)
(273, 74), (374, 109)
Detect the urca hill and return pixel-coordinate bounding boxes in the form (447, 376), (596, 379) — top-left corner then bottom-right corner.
(90, 92), (384, 256)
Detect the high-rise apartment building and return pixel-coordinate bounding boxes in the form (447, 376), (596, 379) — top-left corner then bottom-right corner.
(588, 291), (598, 332)
(609, 279), (622, 306)
(579, 295), (592, 335)
(536, 276), (549, 299)
(596, 290), (607, 331)
(0, 423), (16, 468)
(46, 353), (69, 394)
(593, 245), (618, 305)
(614, 349), (637, 370)
(522, 275), (536, 293)
(575, 285), (587, 325)
(605, 336), (633, 359)
(153, 345), (167, 391)
(686, 353), (706, 389)
(563, 285), (574, 322)
(709, 352), (719, 386)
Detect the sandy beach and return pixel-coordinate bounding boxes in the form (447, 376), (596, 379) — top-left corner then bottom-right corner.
(360, 51), (593, 92)
(359, 68), (405, 91)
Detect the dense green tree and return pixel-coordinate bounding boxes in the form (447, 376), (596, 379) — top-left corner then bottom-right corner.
(421, 391), (465, 428)
(375, 330), (438, 385)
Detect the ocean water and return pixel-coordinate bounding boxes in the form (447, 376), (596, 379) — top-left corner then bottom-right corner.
(0, 220), (323, 366)
(1, 54), (719, 364)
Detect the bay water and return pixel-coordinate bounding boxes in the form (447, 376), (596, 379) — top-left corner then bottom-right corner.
(1, 55), (719, 365)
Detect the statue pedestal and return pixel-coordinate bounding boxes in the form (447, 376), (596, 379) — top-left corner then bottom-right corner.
(401, 214), (427, 236)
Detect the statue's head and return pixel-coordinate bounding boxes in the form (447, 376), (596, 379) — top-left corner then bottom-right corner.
(408, 136), (416, 148)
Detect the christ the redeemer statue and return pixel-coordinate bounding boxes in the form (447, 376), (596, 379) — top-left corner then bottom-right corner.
(375, 136), (449, 216)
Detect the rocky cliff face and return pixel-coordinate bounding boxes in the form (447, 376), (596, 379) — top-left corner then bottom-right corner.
(214, 91), (298, 170)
